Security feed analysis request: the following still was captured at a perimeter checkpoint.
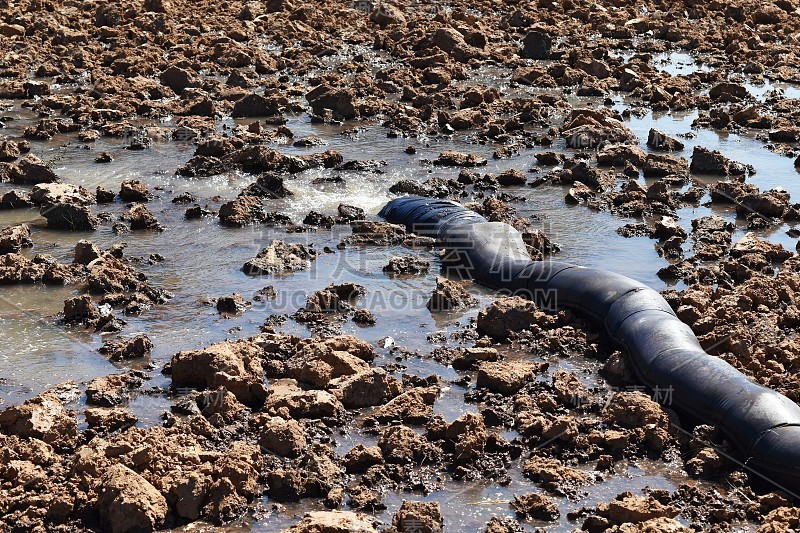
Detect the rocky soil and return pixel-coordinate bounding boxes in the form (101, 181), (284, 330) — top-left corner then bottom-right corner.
(2, 0), (800, 530)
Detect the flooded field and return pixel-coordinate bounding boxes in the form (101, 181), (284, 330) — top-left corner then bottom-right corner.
(2, 0), (800, 531)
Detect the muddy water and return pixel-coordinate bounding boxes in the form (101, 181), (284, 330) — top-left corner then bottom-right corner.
(2, 56), (798, 530)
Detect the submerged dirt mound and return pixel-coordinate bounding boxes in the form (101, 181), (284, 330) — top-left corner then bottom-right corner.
(242, 240), (316, 276)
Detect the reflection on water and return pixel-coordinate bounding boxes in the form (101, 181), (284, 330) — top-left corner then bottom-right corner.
(744, 81), (800, 102)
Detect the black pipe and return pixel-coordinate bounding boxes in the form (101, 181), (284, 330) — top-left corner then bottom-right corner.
(380, 196), (800, 494)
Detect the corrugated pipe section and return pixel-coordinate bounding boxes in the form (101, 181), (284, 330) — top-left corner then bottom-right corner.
(380, 196), (800, 493)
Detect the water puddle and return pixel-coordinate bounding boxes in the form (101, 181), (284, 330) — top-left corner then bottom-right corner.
(744, 81), (800, 102)
(612, 50), (712, 77)
(651, 51), (712, 77)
